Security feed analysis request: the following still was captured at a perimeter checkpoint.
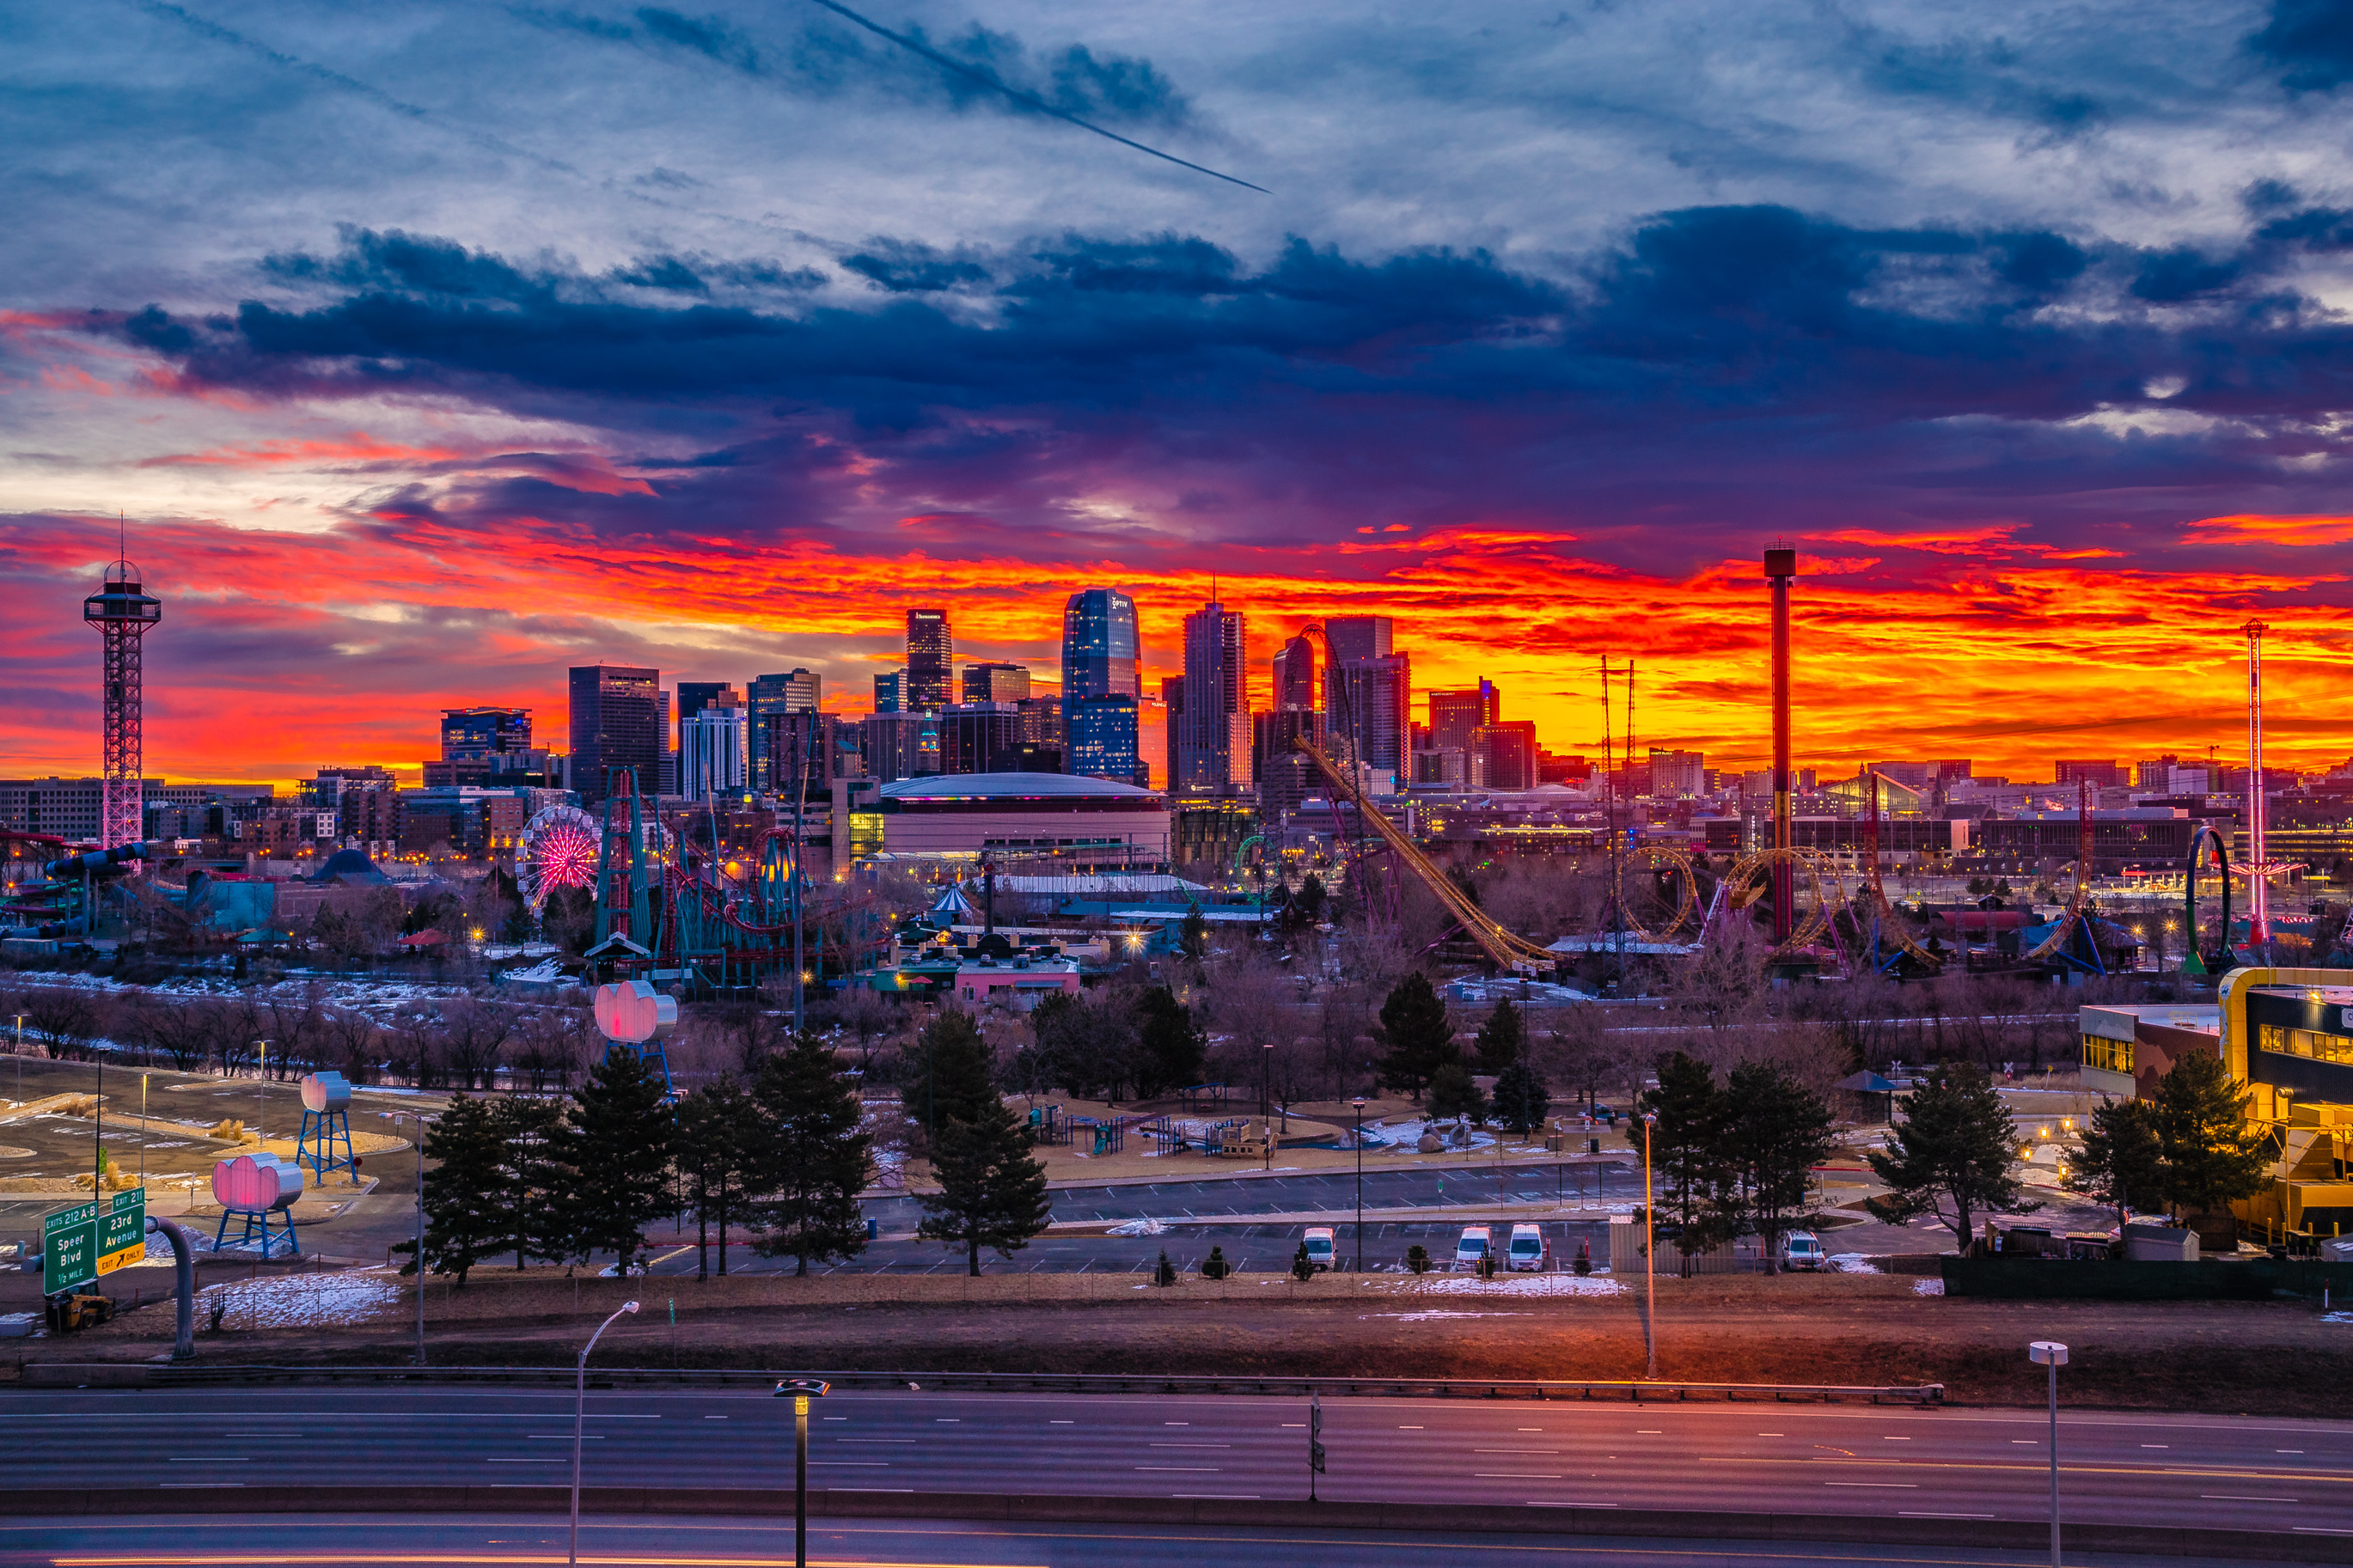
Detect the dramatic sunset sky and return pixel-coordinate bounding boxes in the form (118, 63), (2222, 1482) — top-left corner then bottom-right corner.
(6, 0), (2353, 786)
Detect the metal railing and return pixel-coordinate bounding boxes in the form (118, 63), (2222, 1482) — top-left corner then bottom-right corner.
(114, 1363), (1943, 1404)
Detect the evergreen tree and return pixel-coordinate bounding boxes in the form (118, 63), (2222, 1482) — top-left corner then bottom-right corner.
(1864, 1060), (2035, 1245)
(675, 1075), (764, 1278)
(1491, 1059), (1551, 1138)
(1427, 1060), (1488, 1123)
(915, 1083), (1052, 1275)
(2153, 1050), (2271, 1221)
(493, 1095), (569, 1271)
(2063, 1098), (2167, 1228)
(1179, 904), (1211, 962)
(400, 1092), (509, 1285)
(1472, 999), (1525, 1072)
(1375, 972), (1456, 1100)
(1631, 1051), (1735, 1267)
(903, 1010), (995, 1140)
(1715, 1061), (1836, 1272)
(1135, 985), (1206, 1096)
(563, 1046), (675, 1275)
(753, 1032), (874, 1276)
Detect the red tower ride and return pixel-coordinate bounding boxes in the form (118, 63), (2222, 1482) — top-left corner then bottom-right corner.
(83, 558), (162, 853)
(1763, 545), (1797, 943)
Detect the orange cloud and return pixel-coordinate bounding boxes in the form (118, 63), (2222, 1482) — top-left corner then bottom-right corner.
(2180, 513), (2353, 547)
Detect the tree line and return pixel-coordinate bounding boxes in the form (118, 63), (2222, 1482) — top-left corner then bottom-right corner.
(413, 1013), (1053, 1284)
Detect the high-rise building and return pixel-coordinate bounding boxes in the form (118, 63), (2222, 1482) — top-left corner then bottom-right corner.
(939, 703), (1024, 774)
(676, 683), (742, 723)
(1472, 722), (1540, 790)
(1271, 634), (1317, 712)
(1177, 601), (1251, 791)
(1061, 589), (1140, 700)
(1427, 682), (1499, 756)
(874, 669), (905, 714)
(859, 711), (939, 784)
(441, 707), (531, 760)
(963, 662), (1030, 704)
(679, 705), (750, 802)
(1161, 676), (1183, 791)
(2055, 759), (2128, 789)
(569, 666), (662, 804)
(1253, 708), (1324, 822)
(748, 670), (822, 794)
(1330, 652), (1409, 777)
(1648, 748), (1706, 796)
(1068, 693), (1140, 784)
(2135, 754), (2182, 790)
(1324, 615), (1392, 663)
(767, 711), (843, 795)
(906, 609), (952, 711)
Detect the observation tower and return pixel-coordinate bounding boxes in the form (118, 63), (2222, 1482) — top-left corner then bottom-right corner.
(83, 558), (162, 853)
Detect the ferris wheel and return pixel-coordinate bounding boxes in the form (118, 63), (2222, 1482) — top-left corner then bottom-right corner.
(517, 804), (601, 912)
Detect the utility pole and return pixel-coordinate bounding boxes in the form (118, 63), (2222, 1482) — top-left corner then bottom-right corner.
(2030, 1341), (2067, 1567)
(1352, 1096), (1367, 1273)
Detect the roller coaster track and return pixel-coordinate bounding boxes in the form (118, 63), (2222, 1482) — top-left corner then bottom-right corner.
(1295, 735), (1558, 973)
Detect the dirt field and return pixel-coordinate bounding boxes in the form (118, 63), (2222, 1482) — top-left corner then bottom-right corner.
(44, 1263), (2353, 1418)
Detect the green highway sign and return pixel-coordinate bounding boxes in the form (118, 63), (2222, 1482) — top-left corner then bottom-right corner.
(41, 1189), (145, 1296)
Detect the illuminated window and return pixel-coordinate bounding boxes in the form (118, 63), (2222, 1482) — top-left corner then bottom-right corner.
(2258, 1023), (2353, 1065)
(2081, 1032), (2133, 1074)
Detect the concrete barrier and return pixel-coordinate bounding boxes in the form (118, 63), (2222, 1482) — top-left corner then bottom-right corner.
(0, 1486), (2335, 1561)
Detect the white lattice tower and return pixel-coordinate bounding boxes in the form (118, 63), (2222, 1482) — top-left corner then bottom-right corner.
(83, 559), (161, 853)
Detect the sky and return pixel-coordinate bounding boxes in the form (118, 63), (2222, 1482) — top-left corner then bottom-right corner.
(5, 0), (2353, 787)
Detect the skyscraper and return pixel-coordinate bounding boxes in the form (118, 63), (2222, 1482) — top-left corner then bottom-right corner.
(680, 705), (750, 802)
(963, 662), (1030, 703)
(675, 682), (741, 723)
(906, 609), (952, 711)
(1323, 615), (1403, 778)
(749, 670), (822, 794)
(874, 670), (905, 713)
(1062, 588), (1141, 784)
(1324, 615), (1392, 664)
(1177, 601), (1251, 791)
(1061, 589), (1140, 699)
(1271, 634), (1317, 712)
(568, 666), (662, 805)
(441, 707), (531, 760)
(1428, 683), (1499, 754)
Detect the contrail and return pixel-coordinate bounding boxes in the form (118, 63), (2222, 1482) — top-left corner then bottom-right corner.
(800, 0), (1269, 194)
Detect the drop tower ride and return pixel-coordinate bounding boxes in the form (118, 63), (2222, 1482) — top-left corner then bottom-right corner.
(83, 556), (162, 853)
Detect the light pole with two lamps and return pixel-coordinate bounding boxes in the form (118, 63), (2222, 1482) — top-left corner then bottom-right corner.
(568, 1299), (640, 1567)
(1641, 1110), (1658, 1379)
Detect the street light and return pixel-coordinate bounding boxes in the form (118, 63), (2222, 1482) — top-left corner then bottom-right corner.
(569, 1299), (640, 1567)
(1262, 1040), (1274, 1170)
(254, 1039), (271, 1144)
(1641, 1111), (1658, 1380)
(1351, 1096), (1367, 1273)
(2029, 1340), (2067, 1567)
(379, 1110), (432, 1366)
(775, 1378), (830, 1568)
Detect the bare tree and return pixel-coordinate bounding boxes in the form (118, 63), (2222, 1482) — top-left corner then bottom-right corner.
(23, 987), (101, 1061)
(437, 996), (516, 1091)
(266, 981), (332, 1077)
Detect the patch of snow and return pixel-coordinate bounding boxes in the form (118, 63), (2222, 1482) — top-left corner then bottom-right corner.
(199, 1269), (400, 1329)
(1830, 1254), (1880, 1274)
(1912, 1278), (1945, 1296)
(1108, 1217), (1170, 1236)
(1391, 1272), (1624, 1297)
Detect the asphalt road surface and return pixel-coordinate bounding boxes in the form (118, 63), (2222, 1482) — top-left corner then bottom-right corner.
(5, 1387), (2348, 1540)
(0, 1513), (2309, 1568)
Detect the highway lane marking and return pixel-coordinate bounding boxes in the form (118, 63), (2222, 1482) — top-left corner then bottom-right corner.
(1824, 1482), (1916, 1488)
(1476, 1472), (1562, 1479)
(1149, 1443), (1231, 1449)
(1135, 1466), (1219, 1472)
(165, 1458), (248, 1463)
(1476, 1449), (1561, 1455)
(2203, 1493), (2300, 1501)
(1898, 1512), (1994, 1519)
(220, 1431), (302, 1437)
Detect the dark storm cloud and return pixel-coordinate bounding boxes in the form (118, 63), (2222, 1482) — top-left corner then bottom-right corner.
(91, 205), (2353, 569)
(2248, 0), (2353, 90)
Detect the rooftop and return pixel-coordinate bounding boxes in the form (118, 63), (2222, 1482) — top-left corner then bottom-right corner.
(878, 772), (1160, 802)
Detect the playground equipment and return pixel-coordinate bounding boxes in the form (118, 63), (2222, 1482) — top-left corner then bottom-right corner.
(212, 1152), (303, 1258)
(295, 1071), (357, 1185)
(594, 979), (677, 1094)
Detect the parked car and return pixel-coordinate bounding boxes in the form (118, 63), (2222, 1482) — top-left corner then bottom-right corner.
(1454, 1225), (1493, 1268)
(1302, 1226), (1336, 1272)
(1507, 1223), (1550, 1272)
(1780, 1230), (1825, 1271)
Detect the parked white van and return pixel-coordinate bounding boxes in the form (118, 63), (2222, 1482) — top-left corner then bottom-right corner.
(1780, 1230), (1826, 1272)
(1507, 1223), (1549, 1272)
(1302, 1226), (1336, 1272)
(1454, 1225), (1493, 1268)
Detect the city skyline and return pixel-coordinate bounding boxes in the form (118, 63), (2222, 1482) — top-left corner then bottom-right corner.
(5, 3), (2353, 785)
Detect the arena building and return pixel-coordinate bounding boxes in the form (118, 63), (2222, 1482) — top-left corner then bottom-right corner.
(859, 772), (1170, 867)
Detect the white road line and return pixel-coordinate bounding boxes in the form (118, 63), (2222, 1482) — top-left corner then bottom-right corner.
(1825, 1482), (1917, 1488)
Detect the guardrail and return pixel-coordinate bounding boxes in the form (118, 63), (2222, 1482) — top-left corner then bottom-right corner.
(64, 1363), (1944, 1404)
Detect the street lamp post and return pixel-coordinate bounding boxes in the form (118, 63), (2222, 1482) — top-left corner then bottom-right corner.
(11, 1014), (22, 1104)
(568, 1300), (640, 1567)
(775, 1379), (829, 1568)
(1641, 1111), (1658, 1379)
(254, 1039), (270, 1144)
(2030, 1340), (2067, 1567)
(1261, 1040), (1274, 1170)
(380, 1111), (431, 1366)
(1351, 1096), (1367, 1272)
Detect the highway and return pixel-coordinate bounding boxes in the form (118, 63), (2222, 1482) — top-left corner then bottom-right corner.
(3, 1387), (2348, 1539)
(0, 1512), (2307, 1568)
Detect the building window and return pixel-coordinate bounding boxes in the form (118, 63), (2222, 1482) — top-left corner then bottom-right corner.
(2259, 1023), (2353, 1065)
(2081, 1033), (2133, 1074)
